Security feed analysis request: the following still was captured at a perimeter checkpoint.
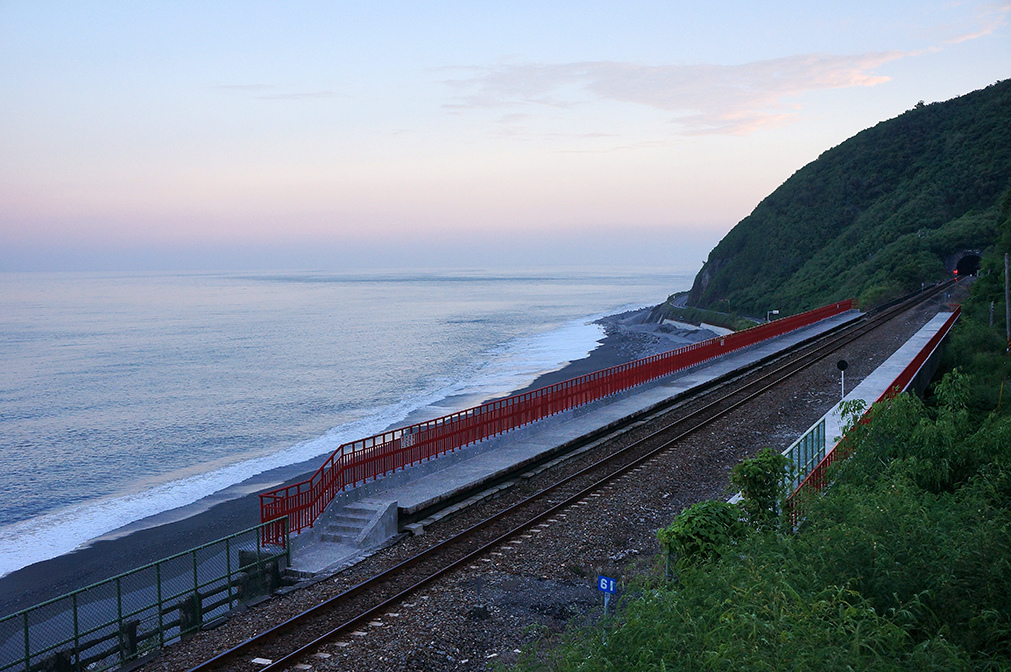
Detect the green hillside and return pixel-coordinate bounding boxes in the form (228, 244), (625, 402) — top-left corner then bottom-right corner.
(507, 82), (1011, 672)
(686, 79), (1011, 315)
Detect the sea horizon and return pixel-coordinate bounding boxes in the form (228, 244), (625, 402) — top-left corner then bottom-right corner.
(0, 267), (693, 579)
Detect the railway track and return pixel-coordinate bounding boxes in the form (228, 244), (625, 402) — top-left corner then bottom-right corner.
(187, 282), (954, 672)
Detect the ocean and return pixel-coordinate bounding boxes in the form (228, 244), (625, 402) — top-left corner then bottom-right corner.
(0, 268), (690, 578)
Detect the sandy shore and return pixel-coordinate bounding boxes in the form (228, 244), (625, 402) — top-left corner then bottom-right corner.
(0, 306), (717, 617)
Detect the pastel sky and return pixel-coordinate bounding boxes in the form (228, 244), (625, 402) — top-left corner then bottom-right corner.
(1, 1), (1009, 271)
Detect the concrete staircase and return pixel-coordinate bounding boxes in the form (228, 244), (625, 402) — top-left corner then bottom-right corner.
(286, 499), (399, 579)
(319, 502), (379, 544)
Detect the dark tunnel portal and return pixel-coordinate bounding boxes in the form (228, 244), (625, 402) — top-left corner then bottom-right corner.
(956, 255), (981, 276)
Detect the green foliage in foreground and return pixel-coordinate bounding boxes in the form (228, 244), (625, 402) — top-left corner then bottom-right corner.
(514, 266), (1011, 670)
(655, 500), (745, 571)
(655, 450), (788, 578)
(513, 373), (1011, 671)
(729, 447), (789, 532)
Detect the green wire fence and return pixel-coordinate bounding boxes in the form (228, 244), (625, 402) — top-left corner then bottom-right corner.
(783, 419), (827, 492)
(0, 518), (289, 672)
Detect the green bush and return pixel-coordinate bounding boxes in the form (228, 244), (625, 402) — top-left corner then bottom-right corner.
(656, 500), (746, 572)
(729, 447), (790, 531)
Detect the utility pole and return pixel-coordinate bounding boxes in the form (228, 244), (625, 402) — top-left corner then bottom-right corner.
(1005, 252), (1010, 349)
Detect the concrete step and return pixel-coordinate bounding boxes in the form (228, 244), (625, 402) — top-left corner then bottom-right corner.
(331, 516), (371, 527)
(314, 500), (397, 544)
(288, 500), (401, 579)
(284, 567), (319, 581)
(342, 506), (378, 519)
(341, 513), (374, 525)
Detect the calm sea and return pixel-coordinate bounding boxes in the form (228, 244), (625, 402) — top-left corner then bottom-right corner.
(0, 269), (690, 578)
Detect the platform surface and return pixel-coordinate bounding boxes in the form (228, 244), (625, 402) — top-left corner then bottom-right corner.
(820, 310), (955, 450)
(289, 309), (862, 574)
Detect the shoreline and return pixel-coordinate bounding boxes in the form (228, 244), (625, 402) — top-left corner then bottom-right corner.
(0, 306), (718, 617)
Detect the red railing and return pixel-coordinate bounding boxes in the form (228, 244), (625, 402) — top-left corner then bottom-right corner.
(261, 299), (856, 541)
(786, 306), (961, 524)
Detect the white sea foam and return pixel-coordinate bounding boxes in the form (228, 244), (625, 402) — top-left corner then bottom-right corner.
(0, 314), (608, 579)
(427, 315), (607, 406)
(0, 410), (393, 578)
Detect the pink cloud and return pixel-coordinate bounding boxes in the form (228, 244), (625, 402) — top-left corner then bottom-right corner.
(446, 51), (907, 135)
(942, 1), (1010, 43)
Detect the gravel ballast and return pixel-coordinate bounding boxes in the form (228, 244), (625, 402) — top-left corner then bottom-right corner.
(145, 295), (958, 672)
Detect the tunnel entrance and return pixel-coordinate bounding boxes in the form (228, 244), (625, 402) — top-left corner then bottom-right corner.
(956, 254), (981, 277)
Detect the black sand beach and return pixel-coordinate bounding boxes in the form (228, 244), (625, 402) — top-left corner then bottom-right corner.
(0, 307), (717, 617)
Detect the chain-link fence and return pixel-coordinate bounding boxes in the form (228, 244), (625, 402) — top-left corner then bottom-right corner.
(0, 519), (288, 672)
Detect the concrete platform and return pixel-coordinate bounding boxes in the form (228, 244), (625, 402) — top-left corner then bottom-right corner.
(776, 309), (957, 491)
(287, 309), (862, 576)
(826, 309), (955, 447)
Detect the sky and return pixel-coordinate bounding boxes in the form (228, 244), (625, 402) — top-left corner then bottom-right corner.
(1, 1), (1009, 272)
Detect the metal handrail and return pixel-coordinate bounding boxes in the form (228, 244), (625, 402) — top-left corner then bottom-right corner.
(260, 300), (856, 540)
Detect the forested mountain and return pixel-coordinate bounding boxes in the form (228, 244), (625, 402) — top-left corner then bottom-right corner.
(686, 79), (1011, 315)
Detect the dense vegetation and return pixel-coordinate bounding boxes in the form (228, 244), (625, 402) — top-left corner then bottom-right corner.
(514, 303), (1011, 669)
(509, 89), (1011, 670)
(687, 79), (1011, 316)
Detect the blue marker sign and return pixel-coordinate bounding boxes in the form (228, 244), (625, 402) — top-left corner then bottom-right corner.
(597, 576), (616, 594)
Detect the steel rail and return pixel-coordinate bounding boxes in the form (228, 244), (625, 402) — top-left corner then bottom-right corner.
(187, 282), (953, 672)
(260, 300), (855, 539)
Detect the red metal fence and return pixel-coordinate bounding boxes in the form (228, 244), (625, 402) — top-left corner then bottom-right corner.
(261, 300), (856, 541)
(785, 306), (961, 524)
